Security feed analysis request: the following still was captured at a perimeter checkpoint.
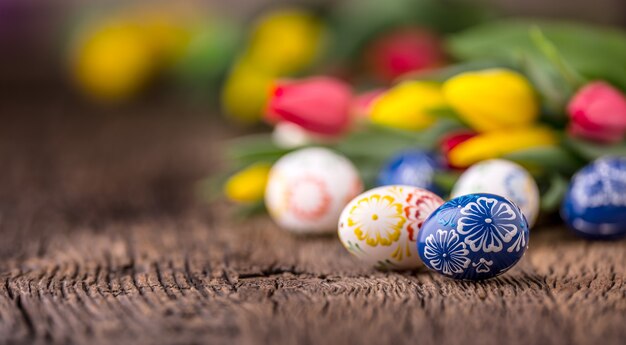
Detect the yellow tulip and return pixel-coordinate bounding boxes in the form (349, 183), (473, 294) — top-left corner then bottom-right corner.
(442, 68), (539, 132)
(137, 12), (193, 64)
(448, 126), (557, 168)
(221, 59), (275, 123)
(245, 9), (324, 75)
(369, 81), (446, 131)
(73, 20), (156, 102)
(224, 163), (272, 203)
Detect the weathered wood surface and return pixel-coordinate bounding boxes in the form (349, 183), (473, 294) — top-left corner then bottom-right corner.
(0, 102), (625, 345)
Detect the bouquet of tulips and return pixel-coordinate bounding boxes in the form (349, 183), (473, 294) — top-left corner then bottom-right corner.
(217, 2), (626, 249)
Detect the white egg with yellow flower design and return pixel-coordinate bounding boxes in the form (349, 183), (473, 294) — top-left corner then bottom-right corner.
(338, 185), (444, 270)
(265, 147), (363, 234)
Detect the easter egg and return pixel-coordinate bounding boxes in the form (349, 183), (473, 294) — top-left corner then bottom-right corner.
(265, 147), (363, 234)
(338, 186), (444, 270)
(377, 150), (441, 195)
(561, 156), (626, 240)
(417, 193), (530, 280)
(451, 159), (540, 227)
(272, 122), (313, 149)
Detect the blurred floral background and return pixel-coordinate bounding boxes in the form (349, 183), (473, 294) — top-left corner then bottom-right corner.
(1, 0), (626, 234)
(2, 0), (624, 100)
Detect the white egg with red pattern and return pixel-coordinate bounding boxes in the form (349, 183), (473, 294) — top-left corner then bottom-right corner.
(265, 147), (363, 234)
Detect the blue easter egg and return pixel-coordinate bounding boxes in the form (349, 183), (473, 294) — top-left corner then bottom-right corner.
(377, 150), (441, 195)
(417, 193), (529, 280)
(561, 156), (626, 240)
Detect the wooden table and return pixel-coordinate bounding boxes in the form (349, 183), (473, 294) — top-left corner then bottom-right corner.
(1, 100), (625, 345)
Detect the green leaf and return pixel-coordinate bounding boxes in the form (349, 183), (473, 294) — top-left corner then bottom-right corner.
(519, 26), (586, 116)
(226, 133), (292, 166)
(519, 52), (572, 117)
(335, 127), (424, 160)
(399, 60), (511, 83)
(425, 107), (474, 128)
(447, 19), (626, 91)
(426, 107), (460, 120)
(528, 26), (585, 88)
(336, 121), (463, 159)
(563, 137), (626, 161)
(503, 146), (584, 175)
(540, 173), (568, 212)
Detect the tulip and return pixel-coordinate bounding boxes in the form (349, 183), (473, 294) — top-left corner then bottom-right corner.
(224, 163), (272, 203)
(136, 11), (193, 65)
(365, 26), (446, 82)
(439, 130), (477, 169)
(567, 81), (626, 143)
(442, 69), (539, 132)
(447, 126), (557, 168)
(221, 59), (275, 124)
(369, 81), (446, 131)
(73, 20), (157, 102)
(245, 9), (324, 75)
(266, 77), (353, 135)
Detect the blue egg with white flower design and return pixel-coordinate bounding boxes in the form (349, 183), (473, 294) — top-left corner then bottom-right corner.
(561, 156), (626, 240)
(377, 150), (441, 196)
(417, 193), (529, 280)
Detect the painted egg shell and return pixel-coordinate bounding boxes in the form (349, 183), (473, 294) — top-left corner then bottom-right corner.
(417, 193), (529, 280)
(451, 159), (539, 227)
(265, 147), (363, 234)
(338, 185), (444, 270)
(377, 150), (441, 195)
(561, 156), (626, 240)
(272, 122), (313, 149)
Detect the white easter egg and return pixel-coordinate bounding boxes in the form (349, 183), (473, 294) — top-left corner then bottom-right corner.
(338, 185), (444, 270)
(265, 147), (363, 234)
(272, 122), (313, 149)
(451, 159), (540, 227)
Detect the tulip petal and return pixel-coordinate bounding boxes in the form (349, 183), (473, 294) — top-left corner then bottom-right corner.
(266, 77), (353, 135)
(365, 26), (446, 82)
(224, 163), (272, 203)
(567, 81), (626, 143)
(448, 126), (557, 168)
(370, 81), (446, 131)
(442, 68), (539, 132)
(246, 9), (324, 75)
(222, 59), (275, 124)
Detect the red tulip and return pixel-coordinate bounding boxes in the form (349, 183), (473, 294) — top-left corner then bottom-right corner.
(440, 130), (477, 169)
(266, 77), (353, 135)
(567, 81), (626, 143)
(365, 26), (446, 82)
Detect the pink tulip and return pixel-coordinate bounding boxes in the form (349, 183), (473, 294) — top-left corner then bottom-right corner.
(266, 77), (353, 135)
(365, 26), (446, 82)
(567, 81), (626, 143)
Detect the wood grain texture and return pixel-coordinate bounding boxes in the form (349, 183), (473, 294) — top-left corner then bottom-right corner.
(0, 101), (625, 345)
